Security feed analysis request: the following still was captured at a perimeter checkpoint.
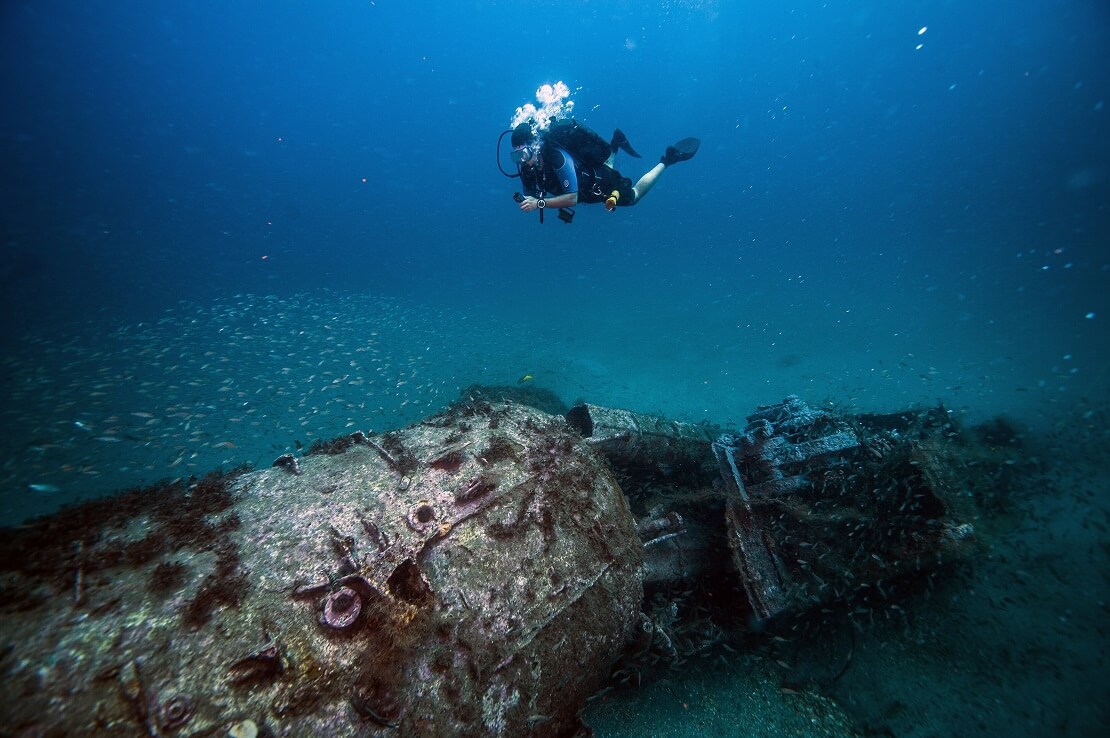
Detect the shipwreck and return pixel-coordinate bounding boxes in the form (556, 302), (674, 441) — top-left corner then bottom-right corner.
(0, 391), (1009, 736)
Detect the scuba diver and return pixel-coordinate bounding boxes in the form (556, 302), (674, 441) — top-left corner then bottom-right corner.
(504, 120), (700, 222)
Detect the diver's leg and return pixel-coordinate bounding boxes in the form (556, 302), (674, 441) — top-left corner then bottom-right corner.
(631, 163), (666, 202)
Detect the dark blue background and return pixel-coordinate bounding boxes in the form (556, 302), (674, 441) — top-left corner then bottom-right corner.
(2, 0), (1107, 370)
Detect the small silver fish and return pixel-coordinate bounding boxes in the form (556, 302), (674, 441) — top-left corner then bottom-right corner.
(29, 483), (61, 494)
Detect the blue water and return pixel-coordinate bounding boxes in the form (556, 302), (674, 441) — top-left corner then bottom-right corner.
(2, 1), (1108, 735)
(3, 0), (1106, 339)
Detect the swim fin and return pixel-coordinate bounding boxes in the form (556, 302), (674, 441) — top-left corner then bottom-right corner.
(661, 137), (701, 166)
(610, 128), (642, 158)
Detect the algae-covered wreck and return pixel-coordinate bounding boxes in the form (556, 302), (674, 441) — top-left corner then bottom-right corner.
(0, 393), (998, 736)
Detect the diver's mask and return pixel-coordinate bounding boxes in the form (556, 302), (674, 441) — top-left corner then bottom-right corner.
(511, 145), (534, 165)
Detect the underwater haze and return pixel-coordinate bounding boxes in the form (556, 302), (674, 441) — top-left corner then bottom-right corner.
(2, 1), (1108, 736)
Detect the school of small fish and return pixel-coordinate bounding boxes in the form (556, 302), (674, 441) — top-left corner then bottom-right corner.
(0, 291), (544, 524)
(2, 288), (1092, 527)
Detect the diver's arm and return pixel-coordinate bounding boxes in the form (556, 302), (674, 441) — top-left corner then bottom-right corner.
(518, 147), (579, 212)
(544, 192), (578, 207)
(549, 147), (578, 207)
(519, 192), (577, 212)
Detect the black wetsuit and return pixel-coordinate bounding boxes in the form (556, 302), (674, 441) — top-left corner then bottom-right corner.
(520, 144), (636, 207)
